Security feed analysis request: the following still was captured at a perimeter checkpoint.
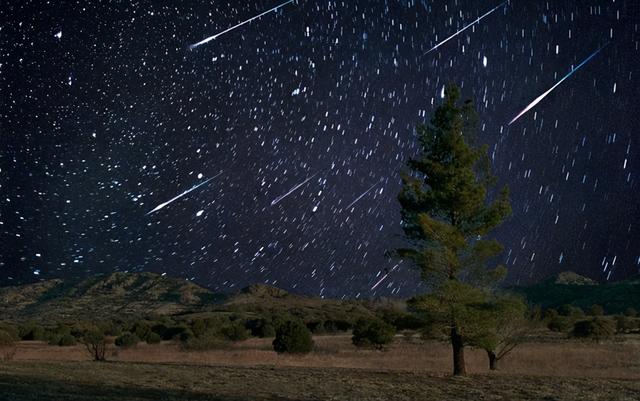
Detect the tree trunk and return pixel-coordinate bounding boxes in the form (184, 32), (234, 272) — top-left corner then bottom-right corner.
(451, 326), (466, 376)
(487, 350), (498, 370)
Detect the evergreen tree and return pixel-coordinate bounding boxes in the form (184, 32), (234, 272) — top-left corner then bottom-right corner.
(396, 85), (511, 375)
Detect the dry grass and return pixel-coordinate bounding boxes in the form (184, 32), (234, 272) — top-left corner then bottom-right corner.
(11, 335), (640, 379)
(1, 360), (639, 401)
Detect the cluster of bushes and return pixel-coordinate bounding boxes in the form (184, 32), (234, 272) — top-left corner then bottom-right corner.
(351, 318), (396, 349)
(541, 305), (640, 340)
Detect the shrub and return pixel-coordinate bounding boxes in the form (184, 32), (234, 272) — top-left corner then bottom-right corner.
(58, 334), (77, 346)
(306, 321), (326, 334)
(614, 315), (637, 334)
(220, 322), (250, 342)
(20, 324), (46, 341)
(323, 319), (352, 332)
(146, 332), (162, 344)
(132, 321), (152, 340)
(352, 318), (396, 349)
(625, 307), (638, 318)
(572, 317), (615, 342)
(191, 319), (207, 337)
(162, 325), (191, 341)
(182, 333), (226, 351)
(272, 320), (314, 354)
(547, 316), (572, 332)
(115, 332), (139, 348)
(589, 304), (604, 316)
(247, 318), (276, 338)
(559, 304), (584, 318)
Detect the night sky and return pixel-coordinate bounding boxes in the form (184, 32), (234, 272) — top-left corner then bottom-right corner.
(1, 0), (638, 298)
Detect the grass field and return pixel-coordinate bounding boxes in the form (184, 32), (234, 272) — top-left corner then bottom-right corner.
(1, 335), (639, 400)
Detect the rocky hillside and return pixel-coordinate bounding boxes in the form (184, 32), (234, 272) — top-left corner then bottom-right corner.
(0, 273), (378, 324)
(0, 272), (223, 322)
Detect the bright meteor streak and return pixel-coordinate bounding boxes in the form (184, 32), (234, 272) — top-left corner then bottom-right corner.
(344, 179), (383, 210)
(271, 172), (318, 206)
(189, 0), (295, 49)
(425, 1), (507, 55)
(508, 44), (607, 125)
(146, 172), (221, 215)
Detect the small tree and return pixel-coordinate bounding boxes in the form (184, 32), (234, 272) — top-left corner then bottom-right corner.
(624, 307), (637, 318)
(272, 320), (314, 354)
(81, 329), (107, 361)
(352, 318), (396, 349)
(394, 85), (511, 375)
(470, 294), (529, 370)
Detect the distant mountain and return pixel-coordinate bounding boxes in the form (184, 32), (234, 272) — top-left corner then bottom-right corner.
(513, 271), (640, 314)
(0, 272), (224, 322)
(0, 273), (377, 324)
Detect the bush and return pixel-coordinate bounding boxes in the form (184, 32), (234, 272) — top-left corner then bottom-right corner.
(162, 325), (191, 341)
(132, 321), (152, 340)
(572, 317), (615, 342)
(220, 322), (250, 342)
(20, 324), (46, 341)
(182, 333), (226, 351)
(625, 307), (638, 317)
(306, 321), (326, 334)
(352, 318), (396, 349)
(559, 304), (584, 318)
(614, 315), (637, 334)
(589, 304), (604, 316)
(191, 319), (207, 338)
(547, 316), (572, 332)
(115, 332), (140, 348)
(272, 320), (314, 354)
(247, 318), (275, 338)
(146, 332), (162, 344)
(323, 319), (352, 332)
(58, 334), (77, 346)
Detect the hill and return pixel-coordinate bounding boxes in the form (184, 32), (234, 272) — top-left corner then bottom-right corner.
(513, 271), (640, 313)
(0, 273), (378, 324)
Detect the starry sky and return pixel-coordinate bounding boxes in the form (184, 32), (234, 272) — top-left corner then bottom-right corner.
(1, 0), (638, 298)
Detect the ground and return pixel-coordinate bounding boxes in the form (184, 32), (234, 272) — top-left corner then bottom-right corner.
(1, 335), (639, 400)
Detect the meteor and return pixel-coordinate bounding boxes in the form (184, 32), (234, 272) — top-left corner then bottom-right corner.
(508, 44), (607, 125)
(344, 179), (383, 210)
(425, 1), (507, 55)
(146, 172), (221, 215)
(271, 172), (318, 206)
(189, 0), (295, 49)
(370, 264), (399, 291)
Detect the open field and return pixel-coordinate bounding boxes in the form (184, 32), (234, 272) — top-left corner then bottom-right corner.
(2, 335), (639, 400)
(1, 360), (639, 401)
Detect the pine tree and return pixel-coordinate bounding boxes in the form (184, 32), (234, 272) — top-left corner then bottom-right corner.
(397, 85), (511, 375)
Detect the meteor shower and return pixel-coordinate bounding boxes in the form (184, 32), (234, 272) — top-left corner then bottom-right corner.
(1, 1), (638, 400)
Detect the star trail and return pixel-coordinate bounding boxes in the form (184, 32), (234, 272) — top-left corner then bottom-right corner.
(1, 0), (638, 298)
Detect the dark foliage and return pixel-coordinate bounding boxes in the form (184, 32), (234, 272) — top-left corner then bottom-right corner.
(272, 320), (314, 354)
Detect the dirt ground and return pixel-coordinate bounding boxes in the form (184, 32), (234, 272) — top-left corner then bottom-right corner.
(1, 335), (639, 400)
